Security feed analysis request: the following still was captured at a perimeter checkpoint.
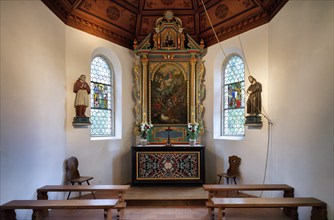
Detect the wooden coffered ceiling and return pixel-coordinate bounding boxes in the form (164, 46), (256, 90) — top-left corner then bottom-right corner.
(42, 0), (288, 49)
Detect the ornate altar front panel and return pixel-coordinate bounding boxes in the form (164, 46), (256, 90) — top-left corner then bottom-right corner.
(132, 146), (205, 185)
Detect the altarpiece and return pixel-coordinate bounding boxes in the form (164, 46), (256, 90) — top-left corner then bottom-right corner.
(133, 11), (206, 145)
(132, 11), (206, 185)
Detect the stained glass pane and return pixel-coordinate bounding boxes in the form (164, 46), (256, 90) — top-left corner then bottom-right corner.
(91, 83), (111, 109)
(90, 56), (114, 137)
(224, 82), (245, 109)
(222, 55), (245, 136)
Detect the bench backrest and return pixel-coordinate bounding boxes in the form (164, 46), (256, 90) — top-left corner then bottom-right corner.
(226, 155), (241, 176)
(66, 156), (81, 180)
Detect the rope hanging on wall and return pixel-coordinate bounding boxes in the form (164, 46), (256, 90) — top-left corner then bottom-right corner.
(200, 0), (274, 190)
(200, 0), (272, 124)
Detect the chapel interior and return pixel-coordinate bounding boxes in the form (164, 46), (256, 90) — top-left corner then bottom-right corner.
(0, 0), (333, 220)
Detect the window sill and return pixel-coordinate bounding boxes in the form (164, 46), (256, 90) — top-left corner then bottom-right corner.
(91, 136), (121, 141)
(214, 135), (245, 141)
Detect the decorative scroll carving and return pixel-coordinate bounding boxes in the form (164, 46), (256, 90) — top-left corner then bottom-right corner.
(197, 59), (206, 136)
(133, 56), (142, 126)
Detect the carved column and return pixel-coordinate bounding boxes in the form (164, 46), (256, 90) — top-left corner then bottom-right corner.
(190, 54), (197, 124)
(141, 55), (149, 123)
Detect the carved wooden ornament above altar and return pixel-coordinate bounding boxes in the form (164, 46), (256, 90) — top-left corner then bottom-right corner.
(133, 11), (206, 144)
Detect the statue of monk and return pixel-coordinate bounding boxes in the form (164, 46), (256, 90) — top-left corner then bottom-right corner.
(73, 74), (91, 117)
(246, 76), (262, 115)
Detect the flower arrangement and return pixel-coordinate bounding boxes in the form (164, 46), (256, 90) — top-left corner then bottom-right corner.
(187, 122), (200, 140)
(138, 122), (153, 140)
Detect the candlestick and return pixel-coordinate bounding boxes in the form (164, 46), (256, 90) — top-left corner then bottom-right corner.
(165, 126), (173, 147)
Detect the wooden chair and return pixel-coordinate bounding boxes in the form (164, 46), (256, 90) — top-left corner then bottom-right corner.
(66, 156), (95, 199)
(217, 155), (241, 184)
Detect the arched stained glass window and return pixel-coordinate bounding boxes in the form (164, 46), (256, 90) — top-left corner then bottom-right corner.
(90, 56), (114, 137)
(222, 55), (245, 136)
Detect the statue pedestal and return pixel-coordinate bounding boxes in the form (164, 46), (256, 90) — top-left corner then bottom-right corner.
(245, 115), (262, 127)
(72, 117), (91, 128)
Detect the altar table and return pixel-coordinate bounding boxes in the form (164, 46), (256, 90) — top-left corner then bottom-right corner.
(131, 146), (205, 185)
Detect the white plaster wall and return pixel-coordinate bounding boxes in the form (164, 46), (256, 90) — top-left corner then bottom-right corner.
(0, 1), (67, 219)
(203, 25), (270, 185)
(205, 1), (333, 219)
(59, 3), (333, 218)
(268, 1), (333, 219)
(65, 27), (134, 186)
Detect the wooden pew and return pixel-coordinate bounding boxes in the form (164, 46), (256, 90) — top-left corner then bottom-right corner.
(211, 197), (327, 220)
(37, 185), (130, 217)
(203, 184), (294, 217)
(0, 199), (119, 220)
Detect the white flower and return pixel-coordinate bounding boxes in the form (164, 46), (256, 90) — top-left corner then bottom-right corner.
(139, 122), (153, 139)
(187, 123), (200, 140)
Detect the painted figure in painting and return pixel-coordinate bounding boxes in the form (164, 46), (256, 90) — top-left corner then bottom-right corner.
(74, 74), (91, 117)
(151, 64), (187, 124)
(246, 76), (262, 115)
(163, 32), (175, 47)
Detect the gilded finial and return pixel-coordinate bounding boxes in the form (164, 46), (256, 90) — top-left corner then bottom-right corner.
(164, 10), (174, 21)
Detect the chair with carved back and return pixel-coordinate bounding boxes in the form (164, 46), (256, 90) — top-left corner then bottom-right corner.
(66, 156), (95, 199)
(217, 155), (241, 184)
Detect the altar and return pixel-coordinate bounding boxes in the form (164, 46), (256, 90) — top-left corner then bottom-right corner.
(131, 12), (206, 186)
(132, 145), (205, 186)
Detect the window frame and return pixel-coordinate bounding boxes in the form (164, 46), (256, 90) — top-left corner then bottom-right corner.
(221, 54), (245, 137)
(213, 49), (245, 140)
(89, 47), (122, 140)
(90, 55), (115, 138)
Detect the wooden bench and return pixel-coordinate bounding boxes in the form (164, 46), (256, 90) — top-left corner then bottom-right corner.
(37, 185), (130, 217)
(211, 197), (327, 220)
(203, 184), (295, 217)
(0, 199), (119, 220)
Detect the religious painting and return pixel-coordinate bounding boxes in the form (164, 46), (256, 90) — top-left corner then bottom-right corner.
(161, 29), (177, 49)
(151, 63), (188, 124)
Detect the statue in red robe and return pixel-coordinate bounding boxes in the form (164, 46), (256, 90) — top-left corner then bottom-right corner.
(73, 75), (91, 117)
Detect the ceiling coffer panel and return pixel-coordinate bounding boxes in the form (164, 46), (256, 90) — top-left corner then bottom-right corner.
(42, 0), (288, 49)
(124, 0), (140, 8)
(77, 0), (137, 34)
(199, 1), (257, 32)
(143, 0), (194, 10)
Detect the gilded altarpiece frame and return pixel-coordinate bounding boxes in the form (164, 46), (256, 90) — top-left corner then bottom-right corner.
(133, 11), (206, 144)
